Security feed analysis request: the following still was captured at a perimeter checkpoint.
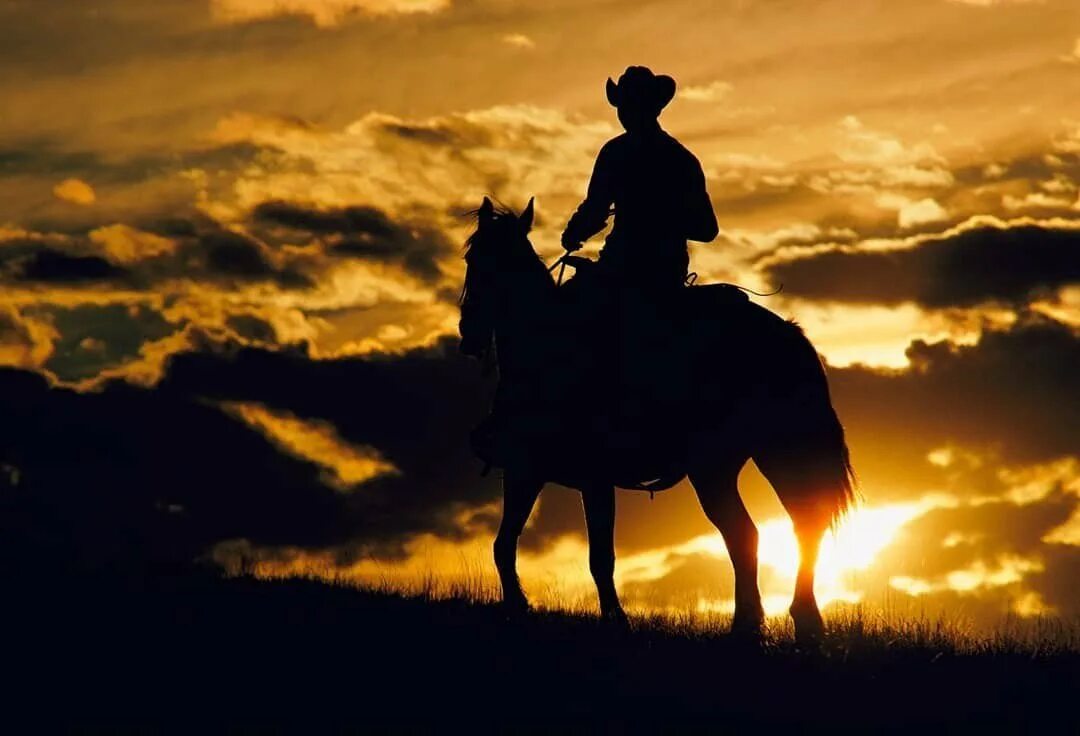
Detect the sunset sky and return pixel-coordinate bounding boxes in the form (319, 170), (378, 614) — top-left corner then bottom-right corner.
(1, 0), (1078, 629)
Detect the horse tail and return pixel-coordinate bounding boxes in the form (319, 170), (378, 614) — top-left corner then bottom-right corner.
(810, 351), (858, 528)
(761, 319), (859, 530)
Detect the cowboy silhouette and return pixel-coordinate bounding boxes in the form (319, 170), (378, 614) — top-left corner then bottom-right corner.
(562, 66), (719, 289)
(459, 74), (857, 636)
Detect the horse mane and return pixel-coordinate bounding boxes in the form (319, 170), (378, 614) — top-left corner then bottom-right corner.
(463, 201), (520, 259)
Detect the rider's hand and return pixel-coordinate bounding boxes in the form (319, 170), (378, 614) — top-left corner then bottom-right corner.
(561, 232), (583, 252)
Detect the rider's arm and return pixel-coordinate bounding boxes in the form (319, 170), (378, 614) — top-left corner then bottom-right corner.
(562, 142), (616, 249)
(684, 156), (719, 243)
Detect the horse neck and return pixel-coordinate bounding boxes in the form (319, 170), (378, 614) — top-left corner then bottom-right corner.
(493, 249), (555, 370)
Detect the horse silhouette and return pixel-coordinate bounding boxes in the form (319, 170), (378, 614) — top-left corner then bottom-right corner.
(460, 198), (856, 641)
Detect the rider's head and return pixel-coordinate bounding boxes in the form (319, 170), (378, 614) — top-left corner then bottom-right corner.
(606, 66), (676, 133)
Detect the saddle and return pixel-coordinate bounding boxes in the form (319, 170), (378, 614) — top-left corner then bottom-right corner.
(471, 275), (751, 492)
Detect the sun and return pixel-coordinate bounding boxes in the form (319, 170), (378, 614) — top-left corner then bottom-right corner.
(752, 502), (929, 613)
(603, 499), (934, 617)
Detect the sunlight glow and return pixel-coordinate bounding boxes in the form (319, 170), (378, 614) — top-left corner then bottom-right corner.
(890, 556), (1045, 597)
(615, 501), (932, 615)
(237, 499), (990, 620)
(756, 503), (928, 609)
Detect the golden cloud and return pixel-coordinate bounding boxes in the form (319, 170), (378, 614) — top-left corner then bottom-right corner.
(874, 195), (950, 229)
(757, 214), (1080, 270)
(0, 306), (58, 370)
(52, 178), (96, 206)
(222, 401), (398, 491)
(76, 327), (197, 391)
(173, 104), (619, 361)
(678, 80), (733, 103)
(992, 459), (1080, 547)
(204, 105), (613, 229)
(889, 555), (1044, 598)
(801, 117), (955, 196)
(210, 0), (450, 27)
(89, 224), (178, 265)
(501, 33), (535, 50)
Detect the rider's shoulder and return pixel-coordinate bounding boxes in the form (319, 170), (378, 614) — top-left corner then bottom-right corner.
(660, 132), (698, 157)
(599, 133), (632, 155)
(661, 134), (707, 174)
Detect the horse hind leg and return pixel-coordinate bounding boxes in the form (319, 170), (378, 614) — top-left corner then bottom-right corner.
(755, 446), (843, 644)
(689, 452), (765, 637)
(790, 509), (828, 643)
(494, 468), (543, 613)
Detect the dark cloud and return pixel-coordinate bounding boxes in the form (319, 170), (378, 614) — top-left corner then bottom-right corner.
(202, 230), (279, 277)
(42, 304), (175, 383)
(160, 338), (499, 558)
(15, 248), (127, 282)
(880, 493), (1075, 580)
(225, 314), (278, 343)
(0, 144), (102, 178)
(172, 222), (315, 288)
(1031, 544), (1080, 618)
(762, 223), (1080, 307)
(0, 337), (500, 581)
(145, 217), (200, 238)
(378, 122), (459, 145)
(0, 365), (351, 582)
(868, 491), (1079, 623)
(0, 217), (314, 290)
(832, 315), (1079, 474)
(253, 200), (450, 282)
(822, 315), (1080, 519)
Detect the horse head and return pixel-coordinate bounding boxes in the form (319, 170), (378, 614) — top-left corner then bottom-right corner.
(459, 196), (542, 360)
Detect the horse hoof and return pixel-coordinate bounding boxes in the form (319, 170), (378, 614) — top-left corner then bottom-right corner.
(729, 615), (766, 640)
(601, 607), (630, 628)
(501, 595), (532, 617)
(790, 603), (825, 645)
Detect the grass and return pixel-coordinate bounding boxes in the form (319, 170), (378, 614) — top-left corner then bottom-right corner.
(6, 571), (1078, 730)
(256, 566), (1080, 656)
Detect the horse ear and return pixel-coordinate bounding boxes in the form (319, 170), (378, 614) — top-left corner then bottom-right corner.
(519, 197), (535, 232)
(479, 197), (495, 222)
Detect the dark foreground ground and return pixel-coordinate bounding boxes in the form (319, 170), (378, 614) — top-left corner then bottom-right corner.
(5, 574), (1078, 732)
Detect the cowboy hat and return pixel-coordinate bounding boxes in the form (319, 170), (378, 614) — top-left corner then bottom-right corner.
(605, 66), (677, 111)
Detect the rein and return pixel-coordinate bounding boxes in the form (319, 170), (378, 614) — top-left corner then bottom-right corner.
(550, 257), (782, 295)
(547, 253), (569, 286)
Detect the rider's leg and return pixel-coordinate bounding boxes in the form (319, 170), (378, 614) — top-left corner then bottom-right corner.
(581, 484), (625, 621)
(688, 450), (764, 634)
(494, 468), (543, 611)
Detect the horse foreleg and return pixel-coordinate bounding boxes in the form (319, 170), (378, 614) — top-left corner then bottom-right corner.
(581, 485), (626, 624)
(494, 469), (542, 613)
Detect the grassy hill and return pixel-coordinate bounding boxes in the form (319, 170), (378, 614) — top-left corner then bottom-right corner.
(6, 574), (1077, 731)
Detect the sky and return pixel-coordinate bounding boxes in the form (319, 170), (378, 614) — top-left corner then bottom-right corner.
(1, 0), (1078, 629)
